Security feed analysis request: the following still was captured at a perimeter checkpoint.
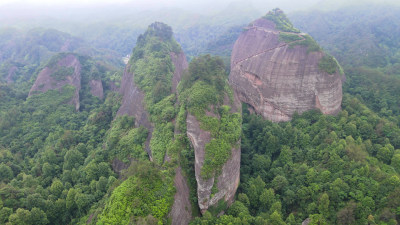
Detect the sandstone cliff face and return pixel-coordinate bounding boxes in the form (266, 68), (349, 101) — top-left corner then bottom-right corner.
(229, 18), (342, 122)
(89, 79), (104, 99)
(169, 167), (192, 225)
(29, 54), (81, 111)
(186, 92), (241, 214)
(6, 66), (17, 84)
(170, 51), (188, 93)
(167, 51), (192, 224)
(116, 64), (153, 159)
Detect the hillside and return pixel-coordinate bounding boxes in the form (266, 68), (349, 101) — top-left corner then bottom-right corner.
(0, 4), (399, 225)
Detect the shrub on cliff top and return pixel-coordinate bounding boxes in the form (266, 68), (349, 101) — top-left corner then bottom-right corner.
(264, 8), (300, 33)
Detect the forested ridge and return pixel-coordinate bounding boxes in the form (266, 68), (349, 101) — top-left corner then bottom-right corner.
(0, 5), (400, 225)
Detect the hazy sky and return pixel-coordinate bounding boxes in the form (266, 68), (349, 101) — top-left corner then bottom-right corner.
(0, 0), (321, 12)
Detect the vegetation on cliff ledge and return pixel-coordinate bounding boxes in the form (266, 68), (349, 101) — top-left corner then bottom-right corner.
(264, 8), (300, 33)
(179, 55), (242, 180)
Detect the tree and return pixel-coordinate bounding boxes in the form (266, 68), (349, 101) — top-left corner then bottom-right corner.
(337, 201), (356, 225)
(318, 193), (330, 217)
(0, 207), (12, 224)
(66, 188), (77, 211)
(50, 178), (63, 197)
(309, 214), (328, 225)
(227, 201), (249, 217)
(259, 188), (276, 211)
(238, 193), (250, 208)
(8, 208), (32, 225)
(63, 149), (84, 170)
(271, 175), (288, 192)
(269, 211), (285, 225)
(377, 145), (393, 164)
(29, 208), (48, 225)
(286, 213), (296, 225)
(391, 153), (400, 172)
(0, 163), (13, 182)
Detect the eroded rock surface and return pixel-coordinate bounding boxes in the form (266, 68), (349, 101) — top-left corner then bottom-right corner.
(6, 66), (17, 84)
(170, 51), (188, 93)
(187, 93), (241, 214)
(89, 79), (104, 99)
(29, 54), (81, 111)
(116, 65), (153, 159)
(170, 167), (192, 225)
(230, 18), (342, 122)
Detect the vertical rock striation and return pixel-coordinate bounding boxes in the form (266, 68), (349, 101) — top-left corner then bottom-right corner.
(116, 64), (153, 159)
(229, 13), (342, 122)
(186, 93), (241, 214)
(170, 51), (188, 93)
(89, 79), (104, 99)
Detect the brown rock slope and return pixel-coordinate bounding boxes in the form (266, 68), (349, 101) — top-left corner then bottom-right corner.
(229, 12), (342, 122)
(116, 64), (153, 159)
(29, 54), (81, 111)
(89, 79), (104, 99)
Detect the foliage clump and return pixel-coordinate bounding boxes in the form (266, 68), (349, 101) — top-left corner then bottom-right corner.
(50, 66), (74, 81)
(318, 54), (343, 74)
(278, 33), (303, 43)
(97, 161), (175, 225)
(264, 8), (300, 33)
(290, 34), (321, 53)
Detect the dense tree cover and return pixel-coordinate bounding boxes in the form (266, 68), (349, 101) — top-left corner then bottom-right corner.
(0, 51), (125, 224)
(97, 161), (175, 225)
(291, 6), (400, 68)
(193, 94), (400, 224)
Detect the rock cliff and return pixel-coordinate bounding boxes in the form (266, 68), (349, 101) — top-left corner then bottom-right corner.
(186, 93), (241, 214)
(179, 55), (242, 214)
(170, 51), (188, 93)
(229, 10), (343, 122)
(116, 64), (153, 158)
(89, 79), (104, 99)
(115, 22), (192, 223)
(29, 53), (81, 111)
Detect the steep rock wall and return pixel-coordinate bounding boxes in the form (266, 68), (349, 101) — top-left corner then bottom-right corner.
(186, 92), (241, 214)
(29, 54), (81, 111)
(170, 51), (188, 93)
(169, 51), (192, 224)
(116, 64), (153, 159)
(230, 18), (342, 122)
(169, 167), (192, 225)
(89, 79), (104, 99)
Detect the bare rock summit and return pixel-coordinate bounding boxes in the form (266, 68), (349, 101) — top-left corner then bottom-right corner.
(229, 9), (343, 122)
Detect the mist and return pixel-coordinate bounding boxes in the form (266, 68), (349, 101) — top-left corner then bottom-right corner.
(1, 0), (399, 32)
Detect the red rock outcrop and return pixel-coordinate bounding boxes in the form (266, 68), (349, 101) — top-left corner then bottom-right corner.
(186, 92), (241, 214)
(169, 167), (192, 225)
(116, 64), (153, 159)
(170, 51), (188, 93)
(89, 79), (104, 99)
(229, 17), (342, 122)
(29, 54), (81, 111)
